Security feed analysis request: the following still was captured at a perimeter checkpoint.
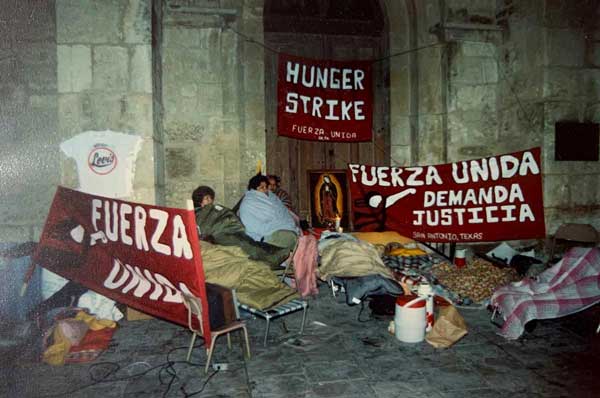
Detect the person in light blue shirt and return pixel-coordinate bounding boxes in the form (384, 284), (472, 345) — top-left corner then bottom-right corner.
(239, 174), (299, 252)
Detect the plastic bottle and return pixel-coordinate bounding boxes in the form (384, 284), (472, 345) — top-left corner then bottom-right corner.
(417, 282), (434, 332)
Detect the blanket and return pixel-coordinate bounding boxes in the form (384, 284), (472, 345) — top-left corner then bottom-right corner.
(195, 203), (290, 268)
(491, 247), (600, 339)
(239, 190), (298, 242)
(292, 235), (319, 297)
(318, 239), (393, 281)
(200, 242), (298, 310)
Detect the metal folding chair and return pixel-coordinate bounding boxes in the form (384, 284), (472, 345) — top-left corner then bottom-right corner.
(182, 292), (251, 373)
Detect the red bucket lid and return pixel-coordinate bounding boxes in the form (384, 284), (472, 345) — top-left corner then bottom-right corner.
(396, 295), (425, 308)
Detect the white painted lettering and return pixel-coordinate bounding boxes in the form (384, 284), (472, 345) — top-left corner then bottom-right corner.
(519, 151), (540, 176)
(405, 167), (424, 186)
(172, 215), (192, 259)
(376, 167), (390, 187)
(134, 206), (149, 251)
(519, 204), (535, 222)
(354, 69), (365, 90)
(105, 201), (118, 242)
(119, 203), (133, 246)
(92, 199), (102, 231)
(500, 155), (519, 178)
(286, 61), (299, 84)
(285, 92), (298, 113)
(149, 209), (171, 256)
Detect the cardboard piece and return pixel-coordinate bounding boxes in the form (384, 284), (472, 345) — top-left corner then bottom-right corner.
(425, 305), (468, 348)
(126, 307), (153, 321)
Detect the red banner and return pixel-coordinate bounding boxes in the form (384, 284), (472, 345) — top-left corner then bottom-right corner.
(277, 53), (373, 142)
(348, 148), (546, 242)
(32, 187), (211, 343)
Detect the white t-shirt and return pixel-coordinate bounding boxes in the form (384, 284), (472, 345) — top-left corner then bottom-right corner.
(60, 130), (143, 198)
(59, 130), (142, 317)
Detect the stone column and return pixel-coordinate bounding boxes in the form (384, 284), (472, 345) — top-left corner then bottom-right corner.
(161, 0), (267, 208)
(240, 0), (266, 188)
(414, 0), (446, 165)
(385, 0), (413, 167)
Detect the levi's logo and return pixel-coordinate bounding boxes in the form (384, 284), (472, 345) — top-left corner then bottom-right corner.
(88, 145), (117, 175)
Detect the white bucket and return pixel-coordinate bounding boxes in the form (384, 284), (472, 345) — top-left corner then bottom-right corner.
(394, 296), (427, 343)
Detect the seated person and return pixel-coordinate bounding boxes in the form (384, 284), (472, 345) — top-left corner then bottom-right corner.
(267, 174), (293, 211)
(267, 174), (311, 231)
(192, 185), (290, 268)
(239, 174), (299, 253)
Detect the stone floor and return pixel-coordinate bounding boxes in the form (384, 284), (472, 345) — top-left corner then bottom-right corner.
(2, 283), (599, 398)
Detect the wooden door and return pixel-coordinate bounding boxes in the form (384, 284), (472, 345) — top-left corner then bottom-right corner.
(264, 33), (389, 223)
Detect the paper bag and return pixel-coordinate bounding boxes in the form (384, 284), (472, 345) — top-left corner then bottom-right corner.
(425, 305), (468, 348)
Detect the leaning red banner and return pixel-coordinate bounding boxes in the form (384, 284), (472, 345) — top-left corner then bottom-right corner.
(277, 53), (373, 142)
(32, 186), (211, 344)
(348, 148), (546, 242)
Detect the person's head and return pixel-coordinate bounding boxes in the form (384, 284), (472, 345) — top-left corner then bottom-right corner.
(192, 185), (215, 208)
(248, 174), (269, 194)
(267, 175), (281, 192)
(324, 175), (331, 184)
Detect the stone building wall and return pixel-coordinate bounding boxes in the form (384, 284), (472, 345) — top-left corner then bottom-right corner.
(0, 0), (157, 243)
(161, 0), (263, 209)
(538, 0), (600, 232)
(0, 1), (59, 242)
(56, 0), (156, 211)
(414, 0), (600, 232)
(443, 1), (503, 161)
(489, 0), (600, 233)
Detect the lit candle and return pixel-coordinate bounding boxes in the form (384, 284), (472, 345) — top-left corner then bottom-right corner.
(335, 216), (341, 230)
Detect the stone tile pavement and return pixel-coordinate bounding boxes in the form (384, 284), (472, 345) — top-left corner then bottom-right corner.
(2, 283), (599, 397)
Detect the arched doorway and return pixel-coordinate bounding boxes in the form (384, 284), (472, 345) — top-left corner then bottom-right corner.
(263, 0), (390, 221)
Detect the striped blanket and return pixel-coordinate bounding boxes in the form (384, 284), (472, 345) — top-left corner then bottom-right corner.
(491, 247), (600, 339)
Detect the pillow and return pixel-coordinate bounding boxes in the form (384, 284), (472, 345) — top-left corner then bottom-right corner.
(388, 247), (427, 257)
(351, 231), (414, 245)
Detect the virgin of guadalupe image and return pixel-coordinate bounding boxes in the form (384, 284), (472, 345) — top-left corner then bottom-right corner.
(315, 174), (343, 226)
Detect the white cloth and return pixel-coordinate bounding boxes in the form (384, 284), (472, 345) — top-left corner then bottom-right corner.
(486, 242), (520, 264)
(77, 291), (124, 321)
(41, 269), (69, 300)
(60, 130), (142, 198)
